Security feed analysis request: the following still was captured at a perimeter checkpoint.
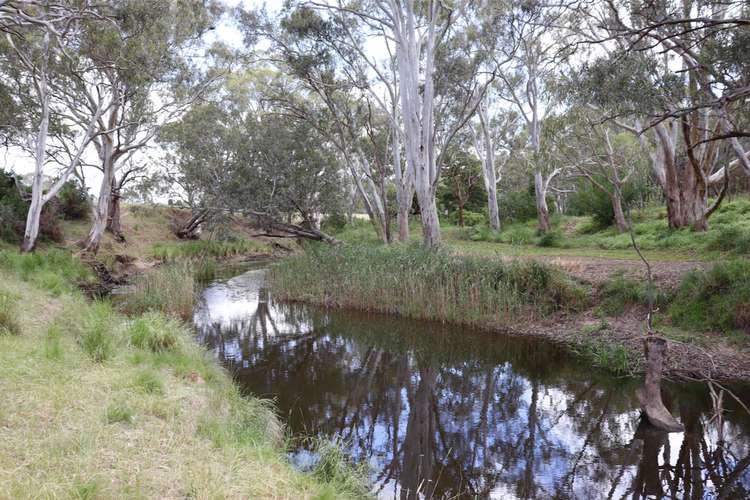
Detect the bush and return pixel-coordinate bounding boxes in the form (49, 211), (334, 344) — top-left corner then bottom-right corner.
(0, 171), (65, 244)
(499, 189), (539, 223)
(127, 312), (180, 353)
(669, 260), (750, 333)
(451, 210), (486, 227)
(707, 225), (750, 255)
(0, 290), (21, 335)
(537, 230), (563, 248)
(269, 243), (588, 326)
(56, 180), (89, 220)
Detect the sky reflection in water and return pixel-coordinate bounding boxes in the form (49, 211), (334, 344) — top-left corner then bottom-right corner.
(194, 268), (750, 499)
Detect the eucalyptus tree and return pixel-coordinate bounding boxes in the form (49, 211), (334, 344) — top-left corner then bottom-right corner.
(495, 0), (570, 233)
(55, 0), (219, 253)
(288, 0), (496, 247)
(567, 0), (750, 230)
(0, 1), (106, 252)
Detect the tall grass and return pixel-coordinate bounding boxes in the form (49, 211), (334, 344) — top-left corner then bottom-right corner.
(120, 263), (195, 319)
(0, 290), (20, 335)
(269, 243), (588, 326)
(151, 239), (271, 261)
(0, 248), (93, 294)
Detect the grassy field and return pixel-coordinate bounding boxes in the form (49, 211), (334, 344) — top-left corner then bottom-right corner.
(0, 250), (367, 499)
(334, 198), (750, 262)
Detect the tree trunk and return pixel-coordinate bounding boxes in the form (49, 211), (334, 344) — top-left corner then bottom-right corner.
(416, 184), (441, 247)
(635, 336), (684, 432)
(534, 170), (551, 233)
(611, 190), (629, 233)
(457, 203), (464, 227)
(397, 205), (410, 242)
(106, 178), (125, 242)
(83, 142), (115, 254)
(487, 183), (500, 231)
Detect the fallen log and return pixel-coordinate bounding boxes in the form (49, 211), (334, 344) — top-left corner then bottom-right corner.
(636, 336), (685, 432)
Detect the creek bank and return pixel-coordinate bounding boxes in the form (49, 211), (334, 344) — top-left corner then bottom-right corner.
(268, 243), (750, 383)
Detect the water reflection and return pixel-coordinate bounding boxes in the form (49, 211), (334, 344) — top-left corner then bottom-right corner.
(194, 269), (750, 499)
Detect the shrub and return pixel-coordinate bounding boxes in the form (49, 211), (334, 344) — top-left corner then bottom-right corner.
(56, 180), (89, 220)
(499, 188), (540, 223)
(0, 290), (20, 335)
(454, 210), (486, 227)
(537, 230), (563, 248)
(127, 312), (180, 353)
(669, 260), (750, 333)
(707, 225), (750, 255)
(268, 243), (588, 326)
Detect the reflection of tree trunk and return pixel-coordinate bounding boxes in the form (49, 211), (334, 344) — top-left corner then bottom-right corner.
(520, 380), (539, 499)
(636, 337), (684, 432)
(632, 419), (668, 498)
(401, 367), (438, 500)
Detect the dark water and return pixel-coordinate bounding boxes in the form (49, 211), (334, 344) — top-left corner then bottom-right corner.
(193, 268), (750, 499)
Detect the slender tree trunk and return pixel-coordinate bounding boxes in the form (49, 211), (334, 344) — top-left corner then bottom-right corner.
(397, 205), (410, 242)
(20, 33), (51, 254)
(416, 182), (441, 247)
(487, 184), (500, 231)
(534, 170), (551, 232)
(611, 190), (629, 233)
(457, 202), (465, 227)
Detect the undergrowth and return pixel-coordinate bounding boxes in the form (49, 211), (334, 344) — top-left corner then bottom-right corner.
(120, 263), (195, 319)
(151, 238), (271, 261)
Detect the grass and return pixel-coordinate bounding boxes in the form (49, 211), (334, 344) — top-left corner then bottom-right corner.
(120, 263), (196, 320)
(151, 238), (272, 261)
(269, 243), (588, 326)
(669, 259), (750, 334)
(597, 273), (670, 316)
(0, 251), (368, 498)
(0, 290), (20, 336)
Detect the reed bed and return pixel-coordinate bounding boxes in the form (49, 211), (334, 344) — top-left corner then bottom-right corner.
(269, 243), (588, 326)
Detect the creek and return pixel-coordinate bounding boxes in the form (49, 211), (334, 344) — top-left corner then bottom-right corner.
(193, 265), (750, 499)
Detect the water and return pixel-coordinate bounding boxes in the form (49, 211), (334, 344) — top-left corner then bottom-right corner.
(193, 267), (750, 499)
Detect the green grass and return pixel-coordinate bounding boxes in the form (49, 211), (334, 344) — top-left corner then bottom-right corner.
(269, 243), (588, 326)
(0, 290), (20, 335)
(669, 260), (750, 334)
(151, 238), (272, 261)
(0, 247), (94, 292)
(0, 249), (368, 498)
(120, 263), (196, 320)
(598, 273), (670, 316)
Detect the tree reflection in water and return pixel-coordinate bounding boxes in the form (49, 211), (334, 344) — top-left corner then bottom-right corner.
(194, 269), (750, 499)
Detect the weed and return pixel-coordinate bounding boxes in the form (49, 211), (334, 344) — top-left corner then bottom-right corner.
(311, 438), (371, 499)
(70, 480), (101, 500)
(75, 301), (118, 363)
(574, 341), (631, 376)
(43, 324), (64, 360)
(121, 264), (195, 319)
(105, 401), (135, 424)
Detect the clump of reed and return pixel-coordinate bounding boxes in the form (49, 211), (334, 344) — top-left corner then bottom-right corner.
(120, 263), (196, 320)
(151, 238), (271, 261)
(268, 243), (588, 326)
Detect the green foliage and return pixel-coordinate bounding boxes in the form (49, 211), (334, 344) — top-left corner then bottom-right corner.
(499, 188), (539, 223)
(537, 230), (563, 248)
(574, 341), (631, 376)
(598, 274), (670, 316)
(56, 180), (89, 220)
(669, 260), (750, 333)
(126, 312), (180, 353)
(707, 225), (750, 255)
(0, 290), (20, 335)
(450, 210), (486, 227)
(269, 243), (588, 326)
(0, 171), (67, 244)
(121, 264), (195, 319)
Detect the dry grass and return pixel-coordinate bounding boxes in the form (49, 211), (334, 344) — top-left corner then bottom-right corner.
(0, 271), (355, 499)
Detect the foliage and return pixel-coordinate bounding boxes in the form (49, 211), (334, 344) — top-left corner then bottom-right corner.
(151, 238), (271, 261)
(269, 243), (588, 326)
(0, 171), (64, 244)
(498, 188), (540, 223)
(56, 180), (89, 220)
(669, 260), (750, 333)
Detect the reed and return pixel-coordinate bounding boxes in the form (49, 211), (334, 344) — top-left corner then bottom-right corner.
(121, 263), (195, 320)
(268, 243), (588, 326)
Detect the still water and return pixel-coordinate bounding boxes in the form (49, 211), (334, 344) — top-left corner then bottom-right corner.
(193, 267), (750, 499)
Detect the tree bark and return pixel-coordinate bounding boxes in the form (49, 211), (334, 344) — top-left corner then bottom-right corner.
(83, 136), (115, 254)
(106, 177), (125, 242)
(611, 190), (629, 233)
(534, 170), (551, 233)
(636, 336), (684, 432)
